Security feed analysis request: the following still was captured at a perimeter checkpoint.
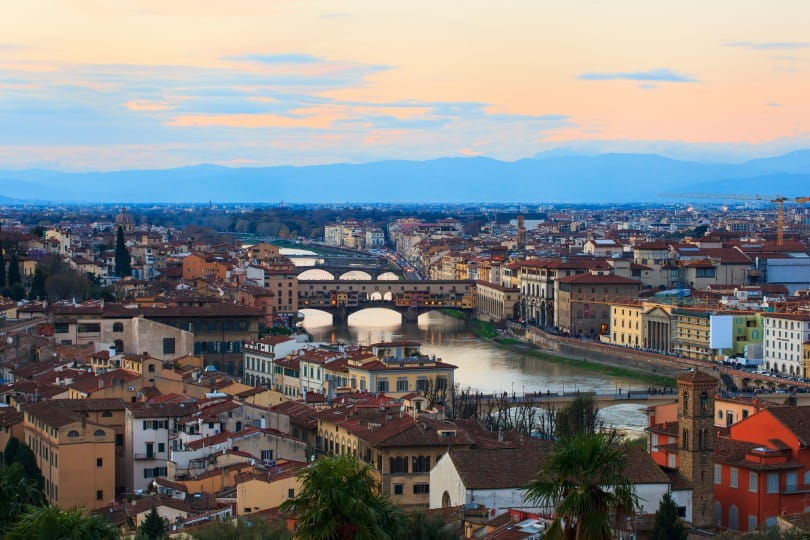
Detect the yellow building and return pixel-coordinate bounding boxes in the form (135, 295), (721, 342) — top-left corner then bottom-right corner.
(671, 309), (713, 361)
(346, 353), (456, 398)
(315, 409), (476, 508)
(0, 408), (23, 462)
(610, 304), (644, 347)
(22, 401), (116, 510)
(235, 461), (304, 515)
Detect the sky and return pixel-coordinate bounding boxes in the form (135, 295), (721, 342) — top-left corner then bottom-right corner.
(0, 0), (809, 170)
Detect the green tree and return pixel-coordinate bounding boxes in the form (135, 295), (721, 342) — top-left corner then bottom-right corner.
(6, 505), (119, 540)
(137, 507), (166, 540)
(3, 436), (19, 465)
(0, 463), (44, 534)
(114, 226), (131, 277)
(280, 454), (404, 540)
(524, 432), (638, 540)
(7, 251), (20, 285)
(191, 518), (291, 540)
(554, 394), (603, 440)
(29, 266), (46, 300)
(400, 512), (457, 540)
(4, 438), (43, 492)
(650, 493), (687, 540)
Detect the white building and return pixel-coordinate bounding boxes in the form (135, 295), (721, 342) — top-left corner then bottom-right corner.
(125, 403), (194, 492)
(762, 314), (810, 376)
(430, 446), (682, 521)
(242, 336), (300, 386)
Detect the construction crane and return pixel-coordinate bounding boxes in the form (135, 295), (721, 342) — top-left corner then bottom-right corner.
(660, 193), (810, 246)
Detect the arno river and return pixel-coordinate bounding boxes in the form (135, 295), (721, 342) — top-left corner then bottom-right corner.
(300, 308), (649, 434)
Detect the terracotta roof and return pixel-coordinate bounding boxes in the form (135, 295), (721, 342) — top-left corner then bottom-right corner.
(557, 273), (641, 285)
(675, 370), (718, 384)
(714, 437), (802, 471)
(448, 445), (552, 489)
(622, 446), (670, 484)
(127, 402), (197, 418)
(766, 406), (810, 447)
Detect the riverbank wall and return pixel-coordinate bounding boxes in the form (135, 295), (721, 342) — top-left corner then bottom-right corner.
(516, 326), (687, 378)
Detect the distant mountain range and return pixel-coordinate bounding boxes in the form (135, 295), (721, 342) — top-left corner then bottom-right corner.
(1, 150), (810, 203)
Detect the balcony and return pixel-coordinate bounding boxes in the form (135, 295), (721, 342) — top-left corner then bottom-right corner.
(133, 453), (157, 460)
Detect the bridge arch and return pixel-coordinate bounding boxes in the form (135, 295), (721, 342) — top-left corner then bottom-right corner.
(298, 268), (335, 280)
(347, 307), (402, 325)
(376, 271), (400, 281)
(339, 270), (373, 280)
(298, 308), (334, 326)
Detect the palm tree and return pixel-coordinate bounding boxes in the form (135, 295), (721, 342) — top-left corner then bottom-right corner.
(280, 454), (403, 540)
(524, 432), (638, 540)
(5, 505), (119, 540)
(0, 463), (44, 533)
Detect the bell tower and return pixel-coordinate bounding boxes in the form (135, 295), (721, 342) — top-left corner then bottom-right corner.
(676, 370), (718, 529)
(516, 215), (527, 250)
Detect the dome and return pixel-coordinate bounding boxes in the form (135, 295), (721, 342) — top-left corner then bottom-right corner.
(115, 207), (134, 226)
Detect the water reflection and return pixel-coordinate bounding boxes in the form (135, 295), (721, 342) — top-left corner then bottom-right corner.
(302, 310), (651, 431)
(302, 309), (643, 396)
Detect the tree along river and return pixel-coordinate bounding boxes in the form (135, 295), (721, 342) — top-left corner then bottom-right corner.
(300, 308), (650, 434)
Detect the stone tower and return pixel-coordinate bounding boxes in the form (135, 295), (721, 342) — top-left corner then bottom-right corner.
(676, 370), (718, 529)
(516, 215), (526, 250)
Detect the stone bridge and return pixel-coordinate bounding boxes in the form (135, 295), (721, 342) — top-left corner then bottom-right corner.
(298, 279), (475, 324)
(476, 390), (678, 410)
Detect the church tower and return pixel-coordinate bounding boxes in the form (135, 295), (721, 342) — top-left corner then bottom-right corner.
(516, 215), (526, 250)
(676, 370), (718, 529)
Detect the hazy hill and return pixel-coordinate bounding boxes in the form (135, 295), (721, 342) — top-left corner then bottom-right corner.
(0, 151), (807, 203)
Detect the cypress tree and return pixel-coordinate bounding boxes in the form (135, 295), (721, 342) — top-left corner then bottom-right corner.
(0, 240), (6, 288)
(29, 267), (46, 300)
(114, 226), (131, 277)
(6, 252), (20, 286)
(651, 492), (688, 540)
(138, 507), (166, 539)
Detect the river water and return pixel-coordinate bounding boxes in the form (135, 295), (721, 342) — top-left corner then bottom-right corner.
(301, 309), (650, 434)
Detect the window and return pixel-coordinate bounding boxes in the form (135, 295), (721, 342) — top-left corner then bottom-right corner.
(714, 464), (722, 485)
(396, 379), (408, 392)
(786, 472), (797, 492)
(393, 484), (403, 495)
(78, 323), (101, 333)
(288, 488), (295, 498)
(377, 379), (389, 393)
(412, 456), (431, 473)
(748, 515), (757, 532)
(677, 506), (687, 518)
(730, 467), (738, 488)
(115, 434), (123, 446)
(413, 484), (429, 494)
(389, 457), (409, 474)
(767, 472), (779, 493)
(112, 322), (124, 332)
(158, 443), (165, 453)
(67, 430), (79, 438)
(96, 490), (103, 501)
(96, 458), (103, 467)
(94, 429), (105, 436)
(162, 338), (175, 355)
(749, 471), (758, 493)
(54, 323), (70, 334)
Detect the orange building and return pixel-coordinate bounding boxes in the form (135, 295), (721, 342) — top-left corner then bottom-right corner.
(182, 253), (230, 281)
(22, 400), (116, 510)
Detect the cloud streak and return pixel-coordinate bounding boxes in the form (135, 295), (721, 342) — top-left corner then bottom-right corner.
(579, 68), (697, 83)
(724, 41), (810, 50)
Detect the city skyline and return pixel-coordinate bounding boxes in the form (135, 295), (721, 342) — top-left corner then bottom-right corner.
(1, 1), (809, 171)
